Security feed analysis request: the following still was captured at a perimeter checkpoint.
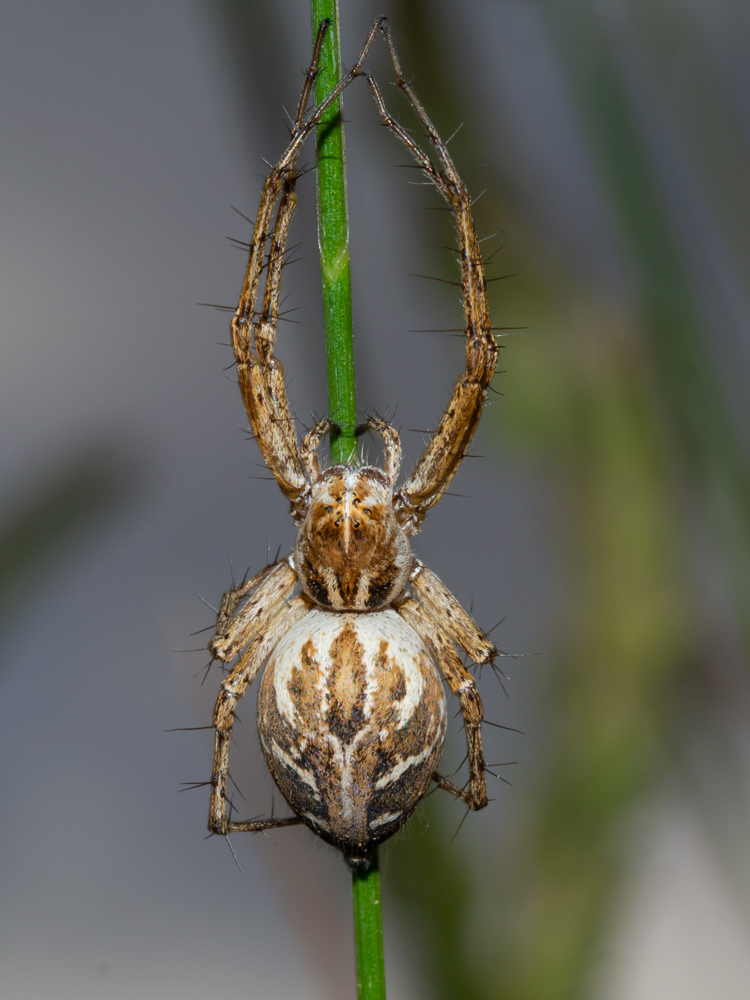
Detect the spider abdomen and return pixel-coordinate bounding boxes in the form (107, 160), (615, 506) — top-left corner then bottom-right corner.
(257, 607), (446, 866)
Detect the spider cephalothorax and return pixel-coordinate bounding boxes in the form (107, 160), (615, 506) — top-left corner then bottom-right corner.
(295, 465), (412, 611)
(206, 19), (500, 868)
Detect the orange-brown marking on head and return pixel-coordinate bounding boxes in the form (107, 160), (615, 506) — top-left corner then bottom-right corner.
(294, 467), (411, 610)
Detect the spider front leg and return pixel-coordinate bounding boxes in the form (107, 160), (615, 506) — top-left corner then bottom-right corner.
(397, 596), (488, 811)
(364, 24), (499, 534)
(210, 594), (310, 834)
(230, 19), (382, 518)
(228, 27), (325, 513)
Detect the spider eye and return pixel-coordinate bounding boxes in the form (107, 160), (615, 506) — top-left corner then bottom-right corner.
(324, 505), (334, 513)
(363, 508), (372, 515)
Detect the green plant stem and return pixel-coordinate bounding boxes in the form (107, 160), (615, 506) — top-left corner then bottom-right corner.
(310, 0), (357, 464)
(309, 4), (385, 997)
(352, 856), (386, 1000)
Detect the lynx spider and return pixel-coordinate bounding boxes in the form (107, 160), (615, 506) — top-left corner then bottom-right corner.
(207, 18), (499, 868)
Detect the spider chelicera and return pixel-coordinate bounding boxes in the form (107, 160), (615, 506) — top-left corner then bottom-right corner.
(206, 18), (500, 869)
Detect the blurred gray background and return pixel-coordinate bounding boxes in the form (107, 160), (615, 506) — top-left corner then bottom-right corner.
(1, 1), (749, 998)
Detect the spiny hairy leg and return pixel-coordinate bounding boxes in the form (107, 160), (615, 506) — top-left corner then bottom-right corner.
(209, 557), (297, 663)
(397, 596), (488, 810)
(411, 561), (496, 664)
(219, 814), (303, 835)
(230, 18), (383, 515)
(230, 22), (327, 508)
(363, 23), (498, 533)
(210, 595), (310, 834)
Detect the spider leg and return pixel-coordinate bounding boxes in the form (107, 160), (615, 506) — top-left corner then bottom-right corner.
(363, 25), (498, 534)
(396, 596), (488, 810)
(231, 19), (383, 519)
(210, 594), (311, 834)
(411, 560), (495, 664)
(209, 557), (297, 663)
(209, 558), (287, 646)
(221, 814), (302, 835)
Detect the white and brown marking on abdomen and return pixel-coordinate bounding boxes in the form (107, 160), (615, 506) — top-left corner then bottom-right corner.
(258, 607), (446, 864)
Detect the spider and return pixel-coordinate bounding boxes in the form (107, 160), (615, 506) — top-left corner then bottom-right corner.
(207, 18), (500, 869)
